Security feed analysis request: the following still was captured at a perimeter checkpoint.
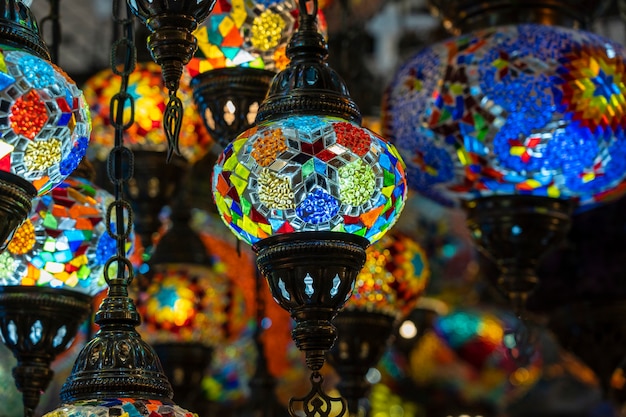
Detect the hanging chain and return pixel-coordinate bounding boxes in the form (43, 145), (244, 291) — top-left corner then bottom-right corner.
(102, 0), (137, 295)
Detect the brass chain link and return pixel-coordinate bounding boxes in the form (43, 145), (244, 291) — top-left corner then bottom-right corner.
(103, 0), (137, 288)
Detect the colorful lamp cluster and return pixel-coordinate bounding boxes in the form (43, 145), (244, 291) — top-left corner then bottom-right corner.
(190, 0), (327, 74)
(213, 115), (407, 245)
(43, 398), (195, 417)
(83, 62), (211, 163)
(384, 24), (626, 207)
(0, 176), (126, 296)
(134, 263), (248, 346)
(0, 47), (91, 195)
(348, 231), (429, 318)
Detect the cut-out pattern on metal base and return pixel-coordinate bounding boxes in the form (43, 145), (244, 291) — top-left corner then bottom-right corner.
(290, 372), (346, 417)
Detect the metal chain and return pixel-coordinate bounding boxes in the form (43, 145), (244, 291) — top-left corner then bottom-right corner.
(103, 0), (137, 292)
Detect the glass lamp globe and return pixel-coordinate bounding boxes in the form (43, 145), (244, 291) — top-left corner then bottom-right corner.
(134, 263), (247, 346)
(348, 231), (430, 318)
(0, 175), (130, 295)
(0, 13), (91, 250)
(213, 114), (407, 245)
(384, 23), (626, 311)
(189, 0), (329, 148)
(83, 62), (211, 164)
(0, 49), (90, 196)
(44, 398), (196, 417)
(189, 0), (328, 74)
(384, 24), (626, 208)
(0, 171), (132, 416)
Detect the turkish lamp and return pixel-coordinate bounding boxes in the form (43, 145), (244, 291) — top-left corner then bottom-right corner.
(0, 159), (125, 417)
(127, 0), (217, 161)
(212, 0), (408, 415)
(0, 0), (91, 252)
(327, 231), (430, 414)
(382, 0), (626, 312)
(83, 62), (212, 249)
(189, 0), (301, 147)
(133, 202), (249, 410)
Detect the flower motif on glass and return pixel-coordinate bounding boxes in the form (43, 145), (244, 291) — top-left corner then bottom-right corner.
(213, 115), (407, 245)
(0, 176), (131, 296)
(384, 24), (626, 206)
(0, 49), (91, 195)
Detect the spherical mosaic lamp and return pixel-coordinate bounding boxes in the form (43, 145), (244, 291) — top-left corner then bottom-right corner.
(212, 0), (407, 415)
(327, 231), (430, 414)
(131, 205), (251, 411)
(383, 0), (624, 311)
(190, 0), (328, 147)
(0, 0), (91, 252)
(0, 162), (129, 416)
(83, 62), (212, 249)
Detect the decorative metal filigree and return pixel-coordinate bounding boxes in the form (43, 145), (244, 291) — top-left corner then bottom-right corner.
(289, 372), (347, 417)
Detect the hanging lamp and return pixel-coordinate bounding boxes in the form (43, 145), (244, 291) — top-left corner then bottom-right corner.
(133, 201), (250, 411)
(327, 231), (429, 415)
(83, 62), (212, 249)
(127, 0), (217, 161)
(190, 0), (329, 147)
(43, 1), (198, 415)
(212, 0), (408, 414)
(0, 0), (91, 251)
(383, 0), (622, 312)
(0, 160), (123, 417)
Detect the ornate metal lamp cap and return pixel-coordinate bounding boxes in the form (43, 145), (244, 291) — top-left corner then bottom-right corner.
(256, 0), (361, 124)
(0, 0), (50, 60)
(60, 272), (174, 402)
(428, 0), (611, 33)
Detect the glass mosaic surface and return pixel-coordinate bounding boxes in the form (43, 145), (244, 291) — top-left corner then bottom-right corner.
(0, 176), (131, 296)
(189, 0), (327, 74)
(134, 263), (247, 346)
(83, 62), (212, 163)
(384, 24), (626, 207)
(212, 115), (408, 245)
(348, 231), (429, 318)
(0, 47), (91, 195)
(43, 398), (196, 417)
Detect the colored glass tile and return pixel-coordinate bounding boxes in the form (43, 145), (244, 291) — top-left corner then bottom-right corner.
(0, 176), (132, 295)
(190, 0), (327, 73)
(385, 23), (626, 206)
(83, 62), (211, 163)
(213, 115), (408, 244)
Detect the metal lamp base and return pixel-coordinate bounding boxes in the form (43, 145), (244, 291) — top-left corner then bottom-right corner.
(0, 286), (91, 417)
(0, 171), (36, 253)
(191, 66), (275, 148)
(464, 195), (574, 311)
(253, 231), (368, 372)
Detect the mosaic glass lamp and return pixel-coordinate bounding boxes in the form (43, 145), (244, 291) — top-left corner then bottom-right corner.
(327, 231), (429, 414)
(383, 0), (622, 311)
(83, 62), (212, 249)
(212, 0), (407, 415)
(0, 0), (91, 252)
(132, 204), (250, 411)
(190, 0), (310, 147)
(0, 161), (125, 417)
